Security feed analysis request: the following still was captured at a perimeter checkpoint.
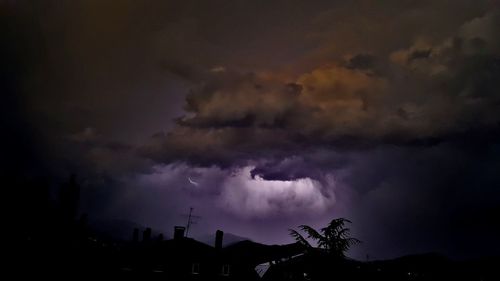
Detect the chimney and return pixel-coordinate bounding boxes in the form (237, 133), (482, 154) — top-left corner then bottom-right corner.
(215, 230), (223, 250)
(174, 226), (185, 240)
(132, 228), (139, 242)
(143, 227), (152, 242)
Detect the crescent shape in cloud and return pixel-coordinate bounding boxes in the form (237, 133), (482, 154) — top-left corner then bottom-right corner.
(188, 177), (199, 186)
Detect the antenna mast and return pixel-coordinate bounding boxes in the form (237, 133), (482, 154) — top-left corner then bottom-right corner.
(184, 207), (201, 237)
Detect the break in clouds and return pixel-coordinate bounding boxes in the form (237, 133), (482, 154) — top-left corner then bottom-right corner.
(136, 164), (336, 219)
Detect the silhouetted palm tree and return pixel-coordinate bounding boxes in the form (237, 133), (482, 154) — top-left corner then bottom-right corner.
(289, 218), (360, 258)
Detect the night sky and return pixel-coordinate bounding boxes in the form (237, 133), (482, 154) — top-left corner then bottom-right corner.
(3, 0), (500, 260)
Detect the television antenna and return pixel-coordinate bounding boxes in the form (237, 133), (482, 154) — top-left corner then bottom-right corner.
(182, 207), (201, 237)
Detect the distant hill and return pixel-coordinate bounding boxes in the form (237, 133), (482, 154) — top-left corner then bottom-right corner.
(195, 232), (250, 247)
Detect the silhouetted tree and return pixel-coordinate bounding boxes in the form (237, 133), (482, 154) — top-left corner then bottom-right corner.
(59, 174), (80, 223)
(289, 218), (360, 258)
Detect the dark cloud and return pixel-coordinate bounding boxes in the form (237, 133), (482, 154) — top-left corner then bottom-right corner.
(143, 10), (500, 166)
(407, 49), (433, 62)
(346, 140), (500, 258)
(344, 54), (379, 72)
(1, 1), (49, 178)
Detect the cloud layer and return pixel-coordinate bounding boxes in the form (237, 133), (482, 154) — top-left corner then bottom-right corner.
(142, 11), (500, 172)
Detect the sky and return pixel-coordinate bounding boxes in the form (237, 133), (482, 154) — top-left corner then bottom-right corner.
(3, 0), (500, 260)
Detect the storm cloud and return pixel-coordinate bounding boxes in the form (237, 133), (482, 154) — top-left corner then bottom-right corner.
(4, 0), (500, 260)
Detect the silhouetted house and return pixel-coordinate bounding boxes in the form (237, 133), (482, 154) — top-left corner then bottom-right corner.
(262, 251), (483, 281)
(132, 228), (139, 243)
(262, 248), (364, 281)
(143, 227), (152, 242)
(221, 240), (306, 281)
(127, 227), (306, 280)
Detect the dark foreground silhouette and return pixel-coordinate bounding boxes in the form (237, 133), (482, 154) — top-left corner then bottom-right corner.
(13, 176), (500, 280)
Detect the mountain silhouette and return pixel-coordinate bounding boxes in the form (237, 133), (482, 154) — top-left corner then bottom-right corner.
(195, 232), (250, 247)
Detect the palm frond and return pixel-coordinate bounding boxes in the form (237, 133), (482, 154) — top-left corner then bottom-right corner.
(289, 229), (312, 248)
(329, 218), (351, 230)
(292, 218), (360, 258)
(337, 227), (351, 238)
(299, 225), (324, 241)
(346, 237), (362, 246)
